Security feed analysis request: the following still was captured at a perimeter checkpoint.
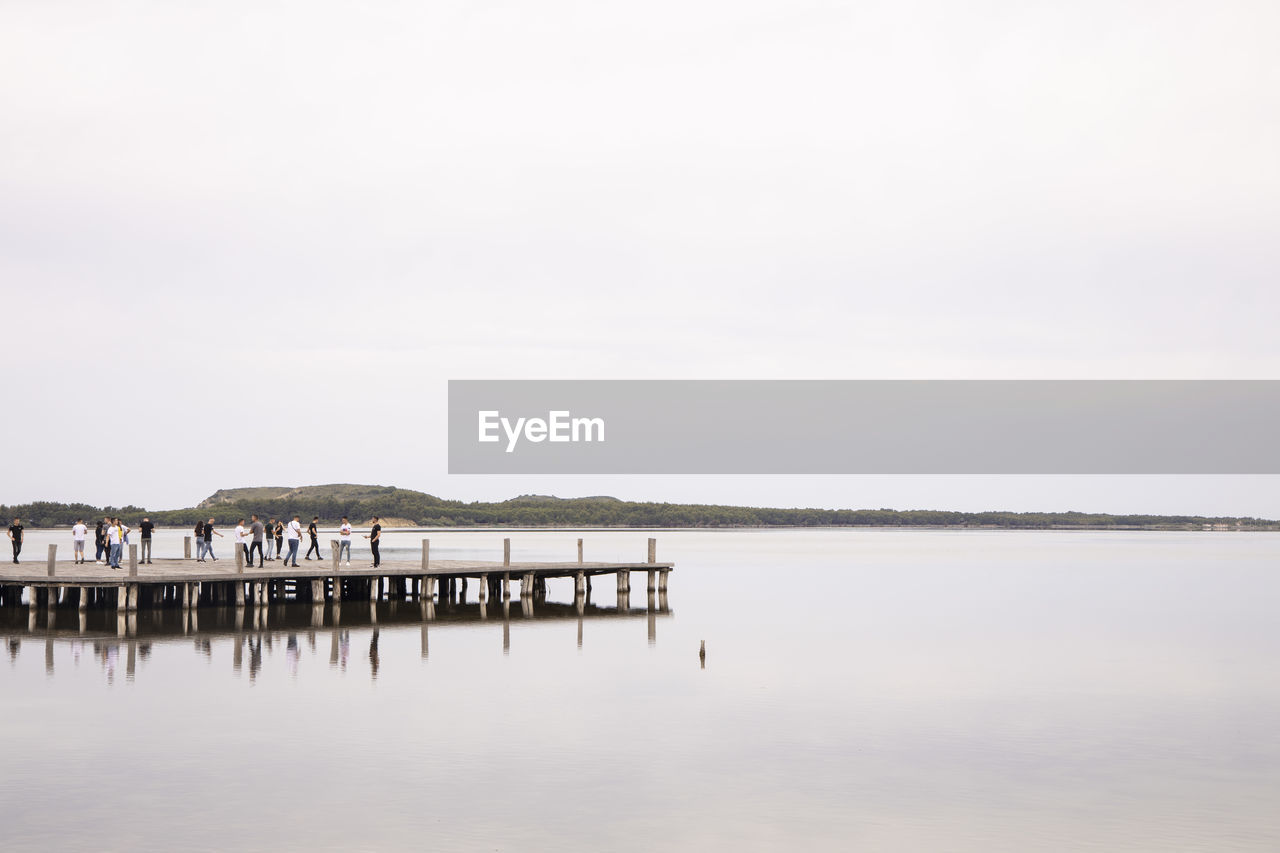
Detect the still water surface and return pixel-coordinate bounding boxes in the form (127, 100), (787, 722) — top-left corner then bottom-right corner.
(2, 529), (1278, 852)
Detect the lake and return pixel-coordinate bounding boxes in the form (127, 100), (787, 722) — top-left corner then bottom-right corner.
(2, 528), (1278, 851)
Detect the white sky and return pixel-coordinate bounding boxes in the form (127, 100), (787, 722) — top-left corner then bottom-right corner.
(2, 1), (1278, 515)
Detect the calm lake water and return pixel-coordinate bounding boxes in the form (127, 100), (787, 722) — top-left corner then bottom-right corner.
(2, 528), (1278, 852)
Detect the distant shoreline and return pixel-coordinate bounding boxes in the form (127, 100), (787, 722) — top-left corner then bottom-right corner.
(4, 485), (1276, 531)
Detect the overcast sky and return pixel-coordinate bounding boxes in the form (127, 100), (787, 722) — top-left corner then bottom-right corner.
(2, 1), (1278, 515)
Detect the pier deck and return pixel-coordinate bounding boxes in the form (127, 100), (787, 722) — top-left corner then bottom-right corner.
(0, 537), (673, 610)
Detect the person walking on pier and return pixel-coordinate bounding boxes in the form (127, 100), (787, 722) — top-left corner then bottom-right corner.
(8, 518), (23, 564)
(263, 518), (276, 561)
(95, 517), (109, 563)
(234, 519), (248, 565)
(285, 515), (302, 567)
(139, 516), (154, 564)
(72, 518), (87, 564)
(338, 516), (352, 566)
(248, 515), (265, 568)
(194, 519), (205, 560)
(304, 516), (321, 560)
(273, 519), (285, 562)
(365, 516), (382, 568)
(202, 518), (221, 561)
(106, 517), (126, 569)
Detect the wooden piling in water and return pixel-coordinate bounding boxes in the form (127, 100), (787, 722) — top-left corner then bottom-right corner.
(504, 538), (511, 567)
(422, 539), (430, 570)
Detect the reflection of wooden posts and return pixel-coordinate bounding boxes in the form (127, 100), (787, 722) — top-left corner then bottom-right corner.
(47, 544), (57, 577)
(647, 537), (656, 564)
(184, 536), (192, 559)
(330, 541), (340, 571)
(503, 538), (511, 567)
(421, 539), (430, 570)
(128, 545), (138, 577)
(577, 538), (583, 564)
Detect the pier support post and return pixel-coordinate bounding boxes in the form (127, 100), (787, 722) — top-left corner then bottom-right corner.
(184, 536), (192, 559)
(78, 586), (88, 612)
(504, 538), (511, 567)
(658, 569), (670, 593)
(47, 544), (57, 577)
(421, 539), (430, 570)
(617, 569), (630, 593)
(234, 580), (246, 608)
(521, 572), (535, 598)
(647, 569), (656, 592)
(647, 537), (656, 564)
(128, 545), (138, 577)
(181, 583), (192, 609)
(577, 538), (583, 564)
(330, 576), (342, 603)
(370, 577), (379, 602)
(501, 574), (511, 600)
(575, 571), (586, 598)
(126, 584), (139, 611)
(311, 579), (323, 602)
(478, 574), (488, 602)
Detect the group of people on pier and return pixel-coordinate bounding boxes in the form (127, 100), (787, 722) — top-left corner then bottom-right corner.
(6, 515), (383, 570)
(198, 515), (383, 569)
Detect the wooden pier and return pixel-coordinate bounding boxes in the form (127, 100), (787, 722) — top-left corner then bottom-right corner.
(0, 537), (673, 613)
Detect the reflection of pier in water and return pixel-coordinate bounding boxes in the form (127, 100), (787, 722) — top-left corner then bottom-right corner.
(2, 586), (674, 681)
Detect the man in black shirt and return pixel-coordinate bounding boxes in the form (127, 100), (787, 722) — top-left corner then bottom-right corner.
(203, 518), (221, 561)
(139, 517), (155, 564)
(305, 516), (321, 560)
(365, 516), (382, 568)
(7, 518), (22, 564)
(95, 517), (108, 563)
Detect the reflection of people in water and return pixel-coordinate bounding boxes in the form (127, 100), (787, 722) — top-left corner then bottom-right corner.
(286, 634), (300, 677)
(369, 629), (380, 680)
(248, 636), (263, 682)
(340, 631), (350, 672)
(7, 638), (20, 662)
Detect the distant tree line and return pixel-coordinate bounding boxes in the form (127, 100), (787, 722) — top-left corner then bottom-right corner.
(1, 496), (1275, 530)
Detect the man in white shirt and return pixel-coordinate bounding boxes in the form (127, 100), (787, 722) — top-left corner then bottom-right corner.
(284, 515), (302, 567)
(339, 516), (352, 566)
(234, 519), (248, 567)
(107, 517), (128, 569)
(72, 518), (88, 564)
